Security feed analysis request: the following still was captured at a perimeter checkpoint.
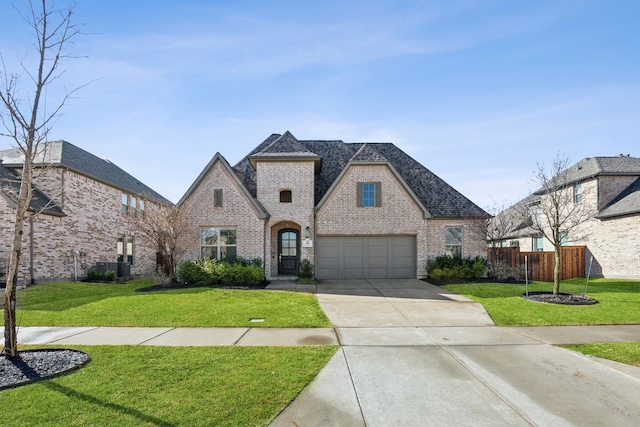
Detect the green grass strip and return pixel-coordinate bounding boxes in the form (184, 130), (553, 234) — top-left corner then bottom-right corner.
(1, 345), (338, 426)
(564, 342), (640, 367)
(7, 280), (330, 328)
(444, 278), (640, 326)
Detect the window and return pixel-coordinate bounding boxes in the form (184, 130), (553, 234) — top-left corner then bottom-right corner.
(201, 227), (237, 261)
(127, 236), (134, 264)
(139, 199), (145, 219)
(574, 183), (583, 203)
(121, 193), (129, 214)
(117, 235), (135, 264)
(117, 236), (124, 262)
(559, 231), (569, 246)
(214, 189), (223, 208)
(534, 236), (544, 252)
(357, 182), (381, 207)
(131, 196), (137, 215)
(280, 190), (292, 203)
(445, 227), (462, 257)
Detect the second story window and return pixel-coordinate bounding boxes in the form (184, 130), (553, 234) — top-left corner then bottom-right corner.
(357, 182), (381, 207)
(574, 183), (582, 203)
(280, 190), (292, 203)
(121, 193), (129, 214)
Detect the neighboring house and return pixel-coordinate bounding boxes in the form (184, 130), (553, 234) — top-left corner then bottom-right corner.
(0, 140), (170, 283)
(498, 155), (640, 279)
(179, 131), (488, 280)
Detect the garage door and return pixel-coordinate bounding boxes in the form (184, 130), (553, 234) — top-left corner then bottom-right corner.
(315, 236), (416, 279)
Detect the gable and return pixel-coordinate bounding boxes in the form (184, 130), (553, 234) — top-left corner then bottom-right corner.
(179, 153), (268, 219)
(316, 163), (426, 235)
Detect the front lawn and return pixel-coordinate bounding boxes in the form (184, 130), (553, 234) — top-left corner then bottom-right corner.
(443, 278), (640, 326)
(0, 345), (338, 426)
(564, 342), (640, 367)
(3, 280), (331, 328)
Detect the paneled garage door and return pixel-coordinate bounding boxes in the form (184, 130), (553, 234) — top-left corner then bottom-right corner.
(315, 236), (416, 279)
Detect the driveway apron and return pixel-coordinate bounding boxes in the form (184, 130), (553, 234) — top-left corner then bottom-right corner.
(271, 279), (640, 427)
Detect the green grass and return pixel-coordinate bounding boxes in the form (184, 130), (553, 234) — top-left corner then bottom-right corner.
(4, 280), (331, 328)
(1, 345), (339, 426)
(564, 342), (640, 367)
(444, 278), (640, 326)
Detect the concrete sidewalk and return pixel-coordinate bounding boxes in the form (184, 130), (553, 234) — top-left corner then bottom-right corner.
(12, 326), (339, 346)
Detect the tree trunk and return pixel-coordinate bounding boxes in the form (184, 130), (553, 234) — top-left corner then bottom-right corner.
(553, 245), (561, 294)
(3, 208), (27, 358)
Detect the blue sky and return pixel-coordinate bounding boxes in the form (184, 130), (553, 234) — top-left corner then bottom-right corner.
(1, 0), (639, 208)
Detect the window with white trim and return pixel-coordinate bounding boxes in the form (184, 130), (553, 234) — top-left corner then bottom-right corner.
(574, 183), (582, 203)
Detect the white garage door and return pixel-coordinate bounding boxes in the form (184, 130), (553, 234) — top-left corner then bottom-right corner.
(315, 236), (416, 279)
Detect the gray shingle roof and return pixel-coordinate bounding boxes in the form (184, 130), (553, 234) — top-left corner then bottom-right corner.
(0, 141), (169, 204)
(598, 177), (640, 219)
(0, 163), (65, 216)
(544, 155), (640, 191)
(234, 132), (487, 218)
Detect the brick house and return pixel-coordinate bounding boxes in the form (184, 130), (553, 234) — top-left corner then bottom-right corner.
(179, 131), (488, 279)
(0, 140), (169, 283)
(498, 155), (640, 279)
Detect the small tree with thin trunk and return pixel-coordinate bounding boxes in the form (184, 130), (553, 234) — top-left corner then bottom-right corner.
(1, 0), (83, 358)
(516, 154), (596, 294)
(128, 200), (192, 284)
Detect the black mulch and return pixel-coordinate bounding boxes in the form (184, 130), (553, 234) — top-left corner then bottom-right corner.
(523, 292), (598, 305)
(0, 349), (91, 390)
(136, 282), (270, 292)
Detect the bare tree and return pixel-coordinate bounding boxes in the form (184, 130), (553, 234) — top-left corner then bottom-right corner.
(1, 0), (83, 358)
(516, 154), (596, 294)
(128, 200), (192, 284)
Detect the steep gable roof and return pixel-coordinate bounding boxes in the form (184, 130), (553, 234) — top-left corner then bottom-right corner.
(233, 132), (487, 218)
(178, 152), (268, 218)
(597, 177), (640, 219)
(0, 163), (65, 217)
(0, 141), (169, 204)
(247, 131), (322, 170)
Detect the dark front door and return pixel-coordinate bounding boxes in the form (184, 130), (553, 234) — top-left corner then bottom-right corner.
(278, 229), (299, 275)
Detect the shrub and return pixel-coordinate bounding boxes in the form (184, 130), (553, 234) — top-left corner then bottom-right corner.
(489, 260), (525, 281)
(177, 258), (265, 286)
(426, 255), (487, 281)
(86, 269), (116, 282)
(298, 259), (314, 279)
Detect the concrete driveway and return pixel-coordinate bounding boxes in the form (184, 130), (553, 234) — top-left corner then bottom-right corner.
(271, 279), (640, 427)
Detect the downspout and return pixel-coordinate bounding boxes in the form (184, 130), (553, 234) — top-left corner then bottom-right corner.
(29, 215), (34, 284)
(263, 218), (268, 279)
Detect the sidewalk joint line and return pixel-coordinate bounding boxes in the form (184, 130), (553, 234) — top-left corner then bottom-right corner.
(233, 328), (251, 345)
(138, 327), (176, 345)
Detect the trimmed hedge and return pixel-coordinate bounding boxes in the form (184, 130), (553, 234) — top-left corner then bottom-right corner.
(426, 255), (487, 281)
(177, 258), (265, 286)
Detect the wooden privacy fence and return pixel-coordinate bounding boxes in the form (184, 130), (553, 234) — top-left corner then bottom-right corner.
(488, 246), (586, 282)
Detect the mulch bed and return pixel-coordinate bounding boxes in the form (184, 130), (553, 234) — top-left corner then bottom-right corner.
(136, 282), (270, 292)
(523, 291), (598, 305)
(0, 349), (91, 390)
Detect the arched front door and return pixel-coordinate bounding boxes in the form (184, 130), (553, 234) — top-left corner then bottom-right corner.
(278, 229), (299, 275)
